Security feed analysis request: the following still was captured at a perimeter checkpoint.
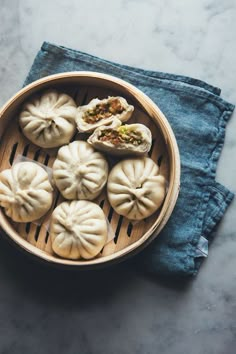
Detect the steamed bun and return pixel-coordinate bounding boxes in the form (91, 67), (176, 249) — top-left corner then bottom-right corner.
(50, 200), (107, 260)
(53, 141), (108, 200)
(87, 123), (152, 156)
(19, 90), (77, 148)
(0, 162), (53, 222)
(107, 157), (166, 220)
(76, 96), (134, 133)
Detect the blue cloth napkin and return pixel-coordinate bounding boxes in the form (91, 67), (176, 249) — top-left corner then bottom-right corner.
(24, 42), (234, 277)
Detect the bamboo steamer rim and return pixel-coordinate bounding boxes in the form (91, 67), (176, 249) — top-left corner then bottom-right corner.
(0, 71), (181, 268)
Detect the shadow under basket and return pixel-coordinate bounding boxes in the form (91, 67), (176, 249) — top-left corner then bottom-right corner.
(0, 72), (180, 269)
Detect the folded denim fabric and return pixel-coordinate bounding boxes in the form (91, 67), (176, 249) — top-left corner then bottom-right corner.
(24, 42), (234, 276)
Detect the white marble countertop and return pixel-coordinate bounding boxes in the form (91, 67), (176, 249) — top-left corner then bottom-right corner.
(0, 1), (235, 353)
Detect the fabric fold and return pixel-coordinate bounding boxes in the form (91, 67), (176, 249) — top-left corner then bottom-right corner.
(202, 182), (234, 239)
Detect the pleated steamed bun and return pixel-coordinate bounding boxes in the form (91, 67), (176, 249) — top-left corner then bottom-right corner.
(52, 141), (108, 200)
(0, 162), (53, 222)
(19, 90), (77, 148)
(50, 200), (108, 260)
(107, 157), (166, 220)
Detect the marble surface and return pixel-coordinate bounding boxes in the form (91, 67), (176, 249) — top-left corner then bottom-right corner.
(0, 0), (236, 353)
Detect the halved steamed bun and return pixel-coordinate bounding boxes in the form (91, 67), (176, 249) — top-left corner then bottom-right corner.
(76, 96), (134, 132)
(0, 162), (53, 222)
(87, 123), (152, 156)
(50, 200), (108, 260)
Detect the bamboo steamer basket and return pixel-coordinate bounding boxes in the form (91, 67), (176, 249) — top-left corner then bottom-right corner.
(0, 72), (180, 268)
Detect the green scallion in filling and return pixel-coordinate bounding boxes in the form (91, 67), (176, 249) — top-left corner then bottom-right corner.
(99, 128), (143, 146)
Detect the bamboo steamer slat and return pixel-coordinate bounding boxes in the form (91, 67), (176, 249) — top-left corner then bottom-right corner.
(0, 72), (180, 268)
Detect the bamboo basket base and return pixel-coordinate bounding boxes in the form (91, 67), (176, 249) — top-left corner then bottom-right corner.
(0, 73), (179, 268)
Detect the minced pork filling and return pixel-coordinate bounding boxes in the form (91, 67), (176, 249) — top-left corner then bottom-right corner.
(84, 98), (125, 124)
(99, 127), (143, 146)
